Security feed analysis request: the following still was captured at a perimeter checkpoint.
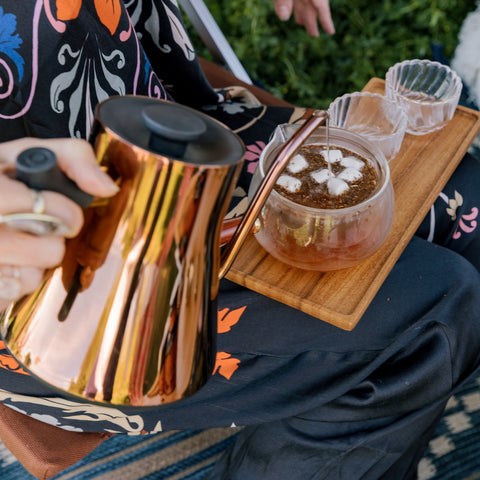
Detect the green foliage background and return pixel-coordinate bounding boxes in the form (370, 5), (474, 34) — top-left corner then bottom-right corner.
(187, 0), (476, 109)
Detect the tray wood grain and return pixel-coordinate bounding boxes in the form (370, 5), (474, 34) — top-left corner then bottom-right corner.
(226, 77), (480, 331)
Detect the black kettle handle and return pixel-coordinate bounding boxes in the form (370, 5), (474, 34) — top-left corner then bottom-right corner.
(16, 147), (93, 208)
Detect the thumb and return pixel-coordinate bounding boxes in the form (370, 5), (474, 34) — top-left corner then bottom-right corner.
(48, 138), (120, 198)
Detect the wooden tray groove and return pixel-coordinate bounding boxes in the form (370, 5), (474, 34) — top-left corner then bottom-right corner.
(226, 78), (480, 331)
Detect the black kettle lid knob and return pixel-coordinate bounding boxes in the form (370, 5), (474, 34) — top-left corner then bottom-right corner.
(141, 104), (207, 157)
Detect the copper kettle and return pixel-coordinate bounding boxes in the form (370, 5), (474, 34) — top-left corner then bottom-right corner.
(1, 96), (327, 406)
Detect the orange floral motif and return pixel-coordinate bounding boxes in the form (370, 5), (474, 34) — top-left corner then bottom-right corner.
(218, 306), (246, 334)
(0, 341), (29, 375)
(214, 306), (245, 379)
(213, 352), (241, 380)
(94, 0), (122, 35)
(56, 0), (81, 20)
(55, 0), (121, 35)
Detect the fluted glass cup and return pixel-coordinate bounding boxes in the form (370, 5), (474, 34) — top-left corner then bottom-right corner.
(385, 59), (462, 135)
(328, 92), (408, 161)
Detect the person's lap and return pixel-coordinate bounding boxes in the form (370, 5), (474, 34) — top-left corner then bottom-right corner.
(1, 232), (479, 438)
(204, 234), (480, 479)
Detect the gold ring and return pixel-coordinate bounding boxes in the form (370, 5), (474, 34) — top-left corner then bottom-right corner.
(31, 190), (46, 214)
(0, 265), (21, 300)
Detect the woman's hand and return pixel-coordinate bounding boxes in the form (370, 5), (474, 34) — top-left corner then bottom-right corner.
(0, 137), (119, 311)
(273, 0), (335, 37)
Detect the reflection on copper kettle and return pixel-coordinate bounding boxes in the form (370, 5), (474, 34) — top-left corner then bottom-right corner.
(1, 96), (327, 406)
(60, 142), (137, 315)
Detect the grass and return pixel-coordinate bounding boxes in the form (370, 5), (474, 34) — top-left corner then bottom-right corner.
(185, 0), (477, 109)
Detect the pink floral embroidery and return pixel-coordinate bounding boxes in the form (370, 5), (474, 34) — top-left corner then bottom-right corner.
(245, 141), (266, 174)
(453, 207), (478, 239)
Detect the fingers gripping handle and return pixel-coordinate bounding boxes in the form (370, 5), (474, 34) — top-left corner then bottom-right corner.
(16, 147), (93, 208)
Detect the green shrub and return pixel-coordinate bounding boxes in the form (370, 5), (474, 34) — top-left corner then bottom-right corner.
(186, 0), (476, 109)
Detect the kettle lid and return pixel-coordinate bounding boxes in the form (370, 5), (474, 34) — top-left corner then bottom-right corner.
(94, 95), (244, 165)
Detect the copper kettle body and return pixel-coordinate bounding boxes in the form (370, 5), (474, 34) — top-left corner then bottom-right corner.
(1, 96), (327, 406)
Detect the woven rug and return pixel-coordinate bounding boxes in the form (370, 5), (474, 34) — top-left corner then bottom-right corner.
(0, 370), (479, 479)
(0, 427), (240, 479)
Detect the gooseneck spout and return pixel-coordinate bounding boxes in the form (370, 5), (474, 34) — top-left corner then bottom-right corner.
(219, 109), (329, 279)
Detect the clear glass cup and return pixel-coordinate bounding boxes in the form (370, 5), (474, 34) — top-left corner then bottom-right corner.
(385, 59), (462, 135)
(328, 92), (408, 162)
(249, 125), (394, 271)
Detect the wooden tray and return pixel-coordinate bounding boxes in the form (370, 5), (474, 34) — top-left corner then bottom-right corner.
(226, 77), (480, 331)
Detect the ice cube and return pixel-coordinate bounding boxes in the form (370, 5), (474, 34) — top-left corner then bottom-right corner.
(277, 174), (302, 193)
(337, 167), (363, 182)
(311, 168), (334, 184)
(287, 154), (309, 173)
(327, 177), (349, 196)
(341, 156), (364, 170)
(320, 149), (343, 164)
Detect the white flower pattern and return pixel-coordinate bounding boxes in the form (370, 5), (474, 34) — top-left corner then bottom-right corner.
(445, 190), (464, 221)
(0, 389), (163, 434)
